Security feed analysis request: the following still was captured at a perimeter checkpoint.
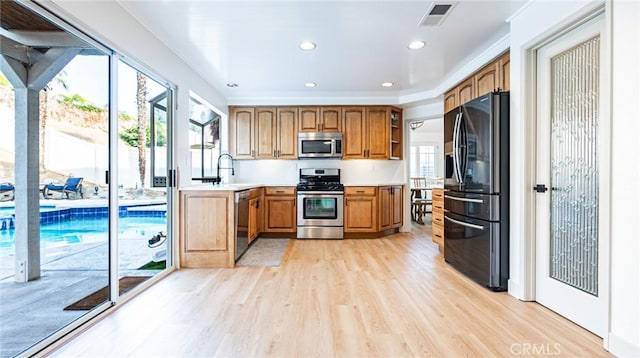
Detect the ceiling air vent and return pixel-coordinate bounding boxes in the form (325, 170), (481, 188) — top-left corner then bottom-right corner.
(418, 2), (457, 27)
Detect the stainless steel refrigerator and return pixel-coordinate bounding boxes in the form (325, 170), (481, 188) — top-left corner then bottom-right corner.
(443, 91), (509, 291)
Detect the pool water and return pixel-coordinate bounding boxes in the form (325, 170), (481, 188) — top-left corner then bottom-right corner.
(0, 217), (167, 253)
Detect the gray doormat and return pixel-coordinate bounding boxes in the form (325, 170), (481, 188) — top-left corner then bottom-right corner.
(236, 238), (290, 267)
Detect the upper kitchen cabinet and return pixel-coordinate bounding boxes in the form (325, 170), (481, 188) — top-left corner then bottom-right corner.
(390, 108), (402, 159)
(456, 78), (475, 107)
(342, 106), (402, 160)
(498, 52), (510, 92)
(443, 51), (510, 109)
(444, 91), (457, 114)
(475, 61), (500, 98)
(342, 106), (367, 159)
(230, 106), (298, 159)
(255, 107), (277, 159)
(229, 107), (255, 159)
(275, 107), (298, 159)
(298, 106), (341, 132)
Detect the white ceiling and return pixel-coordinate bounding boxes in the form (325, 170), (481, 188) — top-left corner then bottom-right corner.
(117, 1), (526, 105)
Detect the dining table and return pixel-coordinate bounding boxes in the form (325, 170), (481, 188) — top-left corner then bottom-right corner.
(410, 187), (433, 224)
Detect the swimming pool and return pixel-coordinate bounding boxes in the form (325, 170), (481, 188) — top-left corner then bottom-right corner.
(0, 216), (167, 254)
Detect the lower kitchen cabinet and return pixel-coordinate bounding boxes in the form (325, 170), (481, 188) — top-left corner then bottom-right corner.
(344, 187), (378, 233)
(248, 188), (263, 244)
(431, 188), (445, 251)
(263, 186), (297, 233)
(179, 190), (235, 268)
(379, 185), (403, 231)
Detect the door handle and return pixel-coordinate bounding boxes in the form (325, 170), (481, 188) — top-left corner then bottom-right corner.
(445, 215), (484, 230)
(533, 184), (548, 193)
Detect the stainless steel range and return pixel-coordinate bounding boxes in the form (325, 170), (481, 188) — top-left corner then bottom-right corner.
(296, 168), (344, 239)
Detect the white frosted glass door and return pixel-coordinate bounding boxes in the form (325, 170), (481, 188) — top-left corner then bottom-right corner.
(535, 15), (607, 337)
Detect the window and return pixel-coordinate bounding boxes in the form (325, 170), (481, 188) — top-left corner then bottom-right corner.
(410, 145), (437, 178)
(189, 95), (220, 179)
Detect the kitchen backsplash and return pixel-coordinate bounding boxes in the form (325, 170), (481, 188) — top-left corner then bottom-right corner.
(231, 159), (405, 186)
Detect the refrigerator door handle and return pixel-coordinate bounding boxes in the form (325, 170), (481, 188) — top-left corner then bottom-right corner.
(452, 113), (462, 184)
(459, 112), (468, 182)
(445, 215), (484, 230)
(444, 195), (483, 204)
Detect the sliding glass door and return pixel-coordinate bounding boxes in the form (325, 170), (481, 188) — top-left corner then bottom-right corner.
(0, 1), (174, 356)
(117, 62), (173, 294)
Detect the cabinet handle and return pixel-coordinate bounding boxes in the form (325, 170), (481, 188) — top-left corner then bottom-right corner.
(251, 150), (255, 158)
(276, 190), (284, 193)
(277, 150), (281, 157)
(356, 190), (365, 193)
(273, 150), (276, 158)
(317, 123), (320, 131)
(320, 123), (324, 131)
(256, 200), (260, 209)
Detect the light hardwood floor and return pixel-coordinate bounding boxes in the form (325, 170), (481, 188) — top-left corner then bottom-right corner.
(50, 224), (609, 357)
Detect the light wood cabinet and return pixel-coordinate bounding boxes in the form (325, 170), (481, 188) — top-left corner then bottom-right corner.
(263, 186), (296, 233)
(366, 107), (391, 159)
(298, 106), (341, 132)
(344, 187), (378, 233)
(230, 105), (401, 160)
(498, 52), (510, 92)
(457, 77), (475, 106)
(443, 51), (510, 109)
(179, 190), (234, 268)
(229, 107), (255, 159)
(342, 107), (367, 159)
(342, 106), (402, 160)
(475, 62), (500, 98)
(378, 185), (403, 231)
(444, 91), (457, 114)
(230, 106), (298, 159)
(248, 188), (263, 244)
(390, 109), (403, 160)
(320, 107), (342, 132)
(431, 188), (444, 251)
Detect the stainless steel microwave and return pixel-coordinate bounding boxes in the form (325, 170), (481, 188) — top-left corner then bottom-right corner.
(298, 132), (343, 159)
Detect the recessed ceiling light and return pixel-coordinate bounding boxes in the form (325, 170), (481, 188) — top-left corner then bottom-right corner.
(408, 40), (426, 50)
(226, 83), (238, 88)
(304, 82), (317, 88)
(299, 41), (316, 50)
(381, 82), (394, 88)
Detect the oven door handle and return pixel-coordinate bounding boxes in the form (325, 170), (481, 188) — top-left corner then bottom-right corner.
(297, 191), (344, 196)
(444, 215), (484, 230)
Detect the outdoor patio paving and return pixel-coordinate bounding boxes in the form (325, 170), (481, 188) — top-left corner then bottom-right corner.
(0, 199), (167, 358)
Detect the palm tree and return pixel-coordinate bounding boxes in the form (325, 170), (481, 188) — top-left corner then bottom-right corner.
(136, 72), (148, 188)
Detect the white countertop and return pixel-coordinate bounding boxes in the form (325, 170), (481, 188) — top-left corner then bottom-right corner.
(180, 183), (264, 192)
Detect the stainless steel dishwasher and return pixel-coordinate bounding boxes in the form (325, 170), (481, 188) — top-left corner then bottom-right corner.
(234, 190), (250, 261)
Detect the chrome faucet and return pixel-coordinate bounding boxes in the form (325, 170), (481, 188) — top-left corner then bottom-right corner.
(216, 153), (235, 183)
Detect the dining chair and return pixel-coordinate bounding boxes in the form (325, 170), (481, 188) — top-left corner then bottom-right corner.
(410, 177), (432, 223)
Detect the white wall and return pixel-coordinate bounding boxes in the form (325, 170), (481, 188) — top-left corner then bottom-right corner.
(609, 0), (640, 355)
(510, 0), (640, 355)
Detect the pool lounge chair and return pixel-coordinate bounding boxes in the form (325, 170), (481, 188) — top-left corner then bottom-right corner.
(0, 183), (14, 201)
(44, 177), (84, 199)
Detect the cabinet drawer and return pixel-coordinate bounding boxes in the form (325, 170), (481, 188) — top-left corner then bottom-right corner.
(431, 223), (444, 247)
(432, 189), (444, 200)
(265, 187), (295, 196)
(432, 213), (444, 226)
(432, 201), (444, 213)
(345, 187), (376, 196)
